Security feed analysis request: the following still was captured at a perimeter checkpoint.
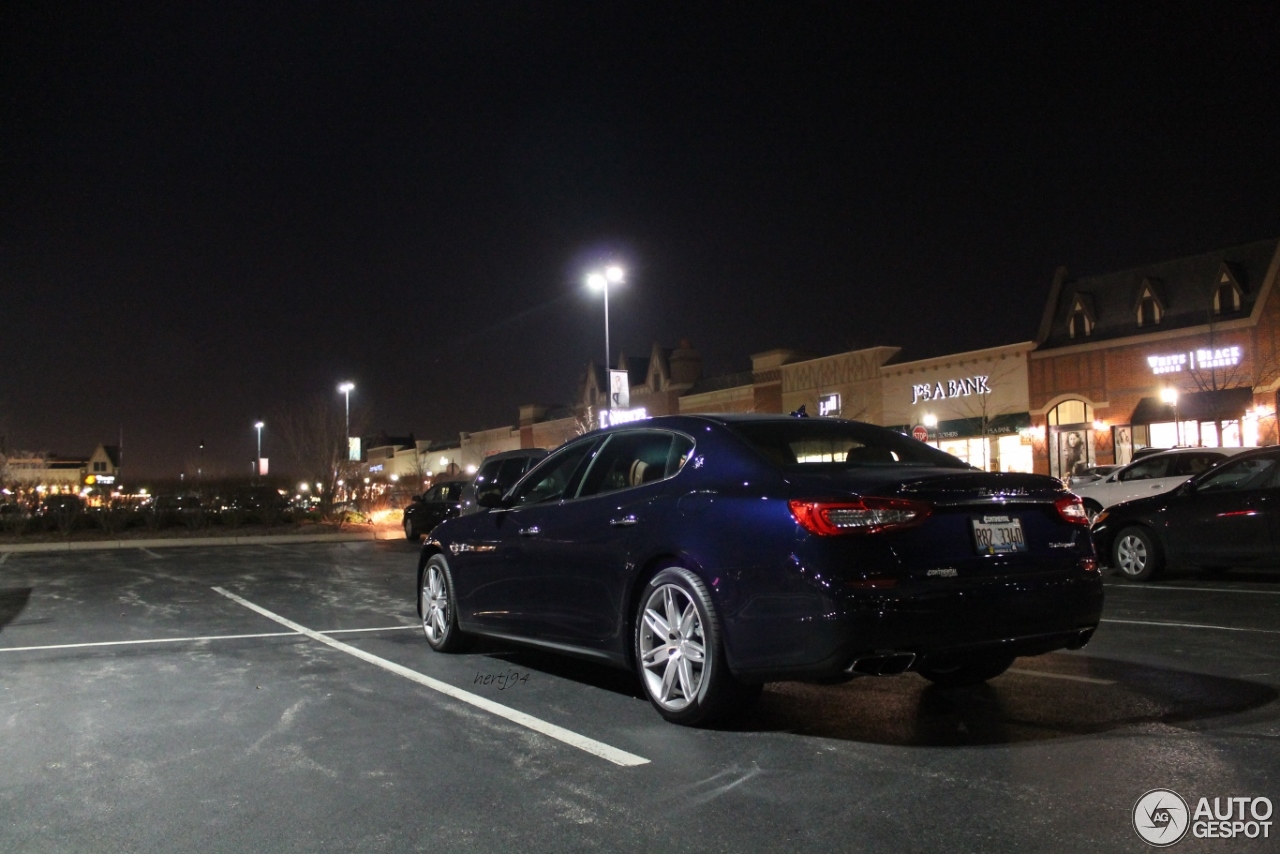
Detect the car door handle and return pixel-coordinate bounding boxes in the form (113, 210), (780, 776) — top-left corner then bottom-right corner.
(609, 515), (638, 527)
(518, 526), (540, 537)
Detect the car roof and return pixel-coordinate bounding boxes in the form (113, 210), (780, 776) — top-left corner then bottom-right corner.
(481, 448), (548, 461)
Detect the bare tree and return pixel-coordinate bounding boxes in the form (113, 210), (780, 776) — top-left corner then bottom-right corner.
(1183, 317), (1280, 444)
(271, 395), (368, 520)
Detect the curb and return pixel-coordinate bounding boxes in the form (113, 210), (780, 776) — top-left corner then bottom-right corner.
(0, 531), (408, 555)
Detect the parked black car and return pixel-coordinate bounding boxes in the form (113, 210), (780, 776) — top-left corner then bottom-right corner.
(403, 480), (466, 541)
(458, 448), (548, 516)
(415, 414), (1103, 726)
(1092, 445), (1280, 581)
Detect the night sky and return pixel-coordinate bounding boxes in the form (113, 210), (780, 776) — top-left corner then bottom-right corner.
(3, 2), (1279, 480)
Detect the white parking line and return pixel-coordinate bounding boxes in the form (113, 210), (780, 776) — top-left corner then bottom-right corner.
(0, 625), (417, 653)
(1106, 583), (1280, 596)
(137, 547), (164, 559)
(212, 587), (650, 768)
(0, 552), (9, 565)
(1102, 618), (1280, 635)
(1006, 668), (1115, 685)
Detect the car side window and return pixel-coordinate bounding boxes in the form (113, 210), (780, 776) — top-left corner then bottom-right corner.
(667, 435), (695, 477)
(473, 460), (503, 493)
(1118, 456), (1171, 481)
(1196, 455), (1280, 494)
(576, 432), (677, 498)
(511, 440), (598, 505)
(438, 484), (460, 502)
(1172, 453), (1222, 477)
(496, 457), (531, 490)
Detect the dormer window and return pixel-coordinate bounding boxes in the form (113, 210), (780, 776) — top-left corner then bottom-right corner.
(1135, 279), (1165, 327)
(1213, 265), (1243, 315)
(1067, 294), (1094, 338)
(1137, 295), (1161, 326)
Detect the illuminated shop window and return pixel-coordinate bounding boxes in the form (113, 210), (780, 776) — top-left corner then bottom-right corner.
(1047, 400), (1094, 427)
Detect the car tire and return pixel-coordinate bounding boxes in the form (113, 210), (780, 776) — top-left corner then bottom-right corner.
(1112, 526), (1164, 581)
(1082, 499), (1103, 523)
(917, 653), (1016, 687)
(634, 566), (758, 726)
(404, 514), (421, 542)
(420, 554), (470, 652)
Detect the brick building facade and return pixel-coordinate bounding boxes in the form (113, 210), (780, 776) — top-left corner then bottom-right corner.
(1029, 238), (1280, 477)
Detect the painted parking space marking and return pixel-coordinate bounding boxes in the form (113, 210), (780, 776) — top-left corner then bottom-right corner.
(137, 547), (164, 559)
(1006, 668), (1115, 685)
(0, 552), (9, 565)
(1102, 618), (1280, 635)
(213, 586), (650, 768)
(0, 625), (417, 654)
(1105, 583), (1280, 596)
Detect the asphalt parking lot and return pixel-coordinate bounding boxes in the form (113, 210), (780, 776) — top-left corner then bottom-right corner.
(2, 542), (1278, 853)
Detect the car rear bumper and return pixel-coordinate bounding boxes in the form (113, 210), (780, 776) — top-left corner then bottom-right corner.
(727, 572), (1104, 682)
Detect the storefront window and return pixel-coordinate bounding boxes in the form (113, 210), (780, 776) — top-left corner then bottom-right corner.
(997, 435), (1034, 473)
(1048, 400), (1096, 479)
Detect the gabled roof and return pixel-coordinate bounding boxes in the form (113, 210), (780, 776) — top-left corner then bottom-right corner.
(1036, 237), (1280, 349)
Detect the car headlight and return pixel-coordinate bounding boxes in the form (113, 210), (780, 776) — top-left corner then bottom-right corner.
(1091, 509), (1109, 527)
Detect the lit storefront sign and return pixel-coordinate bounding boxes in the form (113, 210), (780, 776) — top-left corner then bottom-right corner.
(600, 407), (648, 427)
(911, 375), (991, 404)
(1148, 346), (1241, 375)
(818, 393), (841, 417)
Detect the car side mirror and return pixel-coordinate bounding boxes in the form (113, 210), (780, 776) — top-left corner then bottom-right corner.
(476, 489), (508, 509)
(1178, 480), (1198, 496)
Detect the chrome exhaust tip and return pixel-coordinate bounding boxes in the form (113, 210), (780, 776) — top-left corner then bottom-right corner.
(1066, 627), (1095, 650)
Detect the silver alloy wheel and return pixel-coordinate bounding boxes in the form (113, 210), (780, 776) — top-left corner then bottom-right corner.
(638, 584), (707, 711)
(422, 565), (449, 644)
(1115, 532), (1149, 577)
(404, 516), (415, 538)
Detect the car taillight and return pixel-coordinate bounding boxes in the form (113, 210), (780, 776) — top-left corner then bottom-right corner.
(789, 497), (931, 536)
(1055, 495), (1090, 526)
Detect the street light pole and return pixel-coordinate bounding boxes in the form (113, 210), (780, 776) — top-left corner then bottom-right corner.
(338, 382), (355, 458)
(254, 421), (264, 477)
(586, 265), (625, 406)
(1161, 387), (1180, 446)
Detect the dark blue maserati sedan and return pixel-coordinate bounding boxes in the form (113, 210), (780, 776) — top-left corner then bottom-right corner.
(416, 414), (1103, 725)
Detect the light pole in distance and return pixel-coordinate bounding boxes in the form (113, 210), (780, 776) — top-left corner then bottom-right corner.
(586, 265), (625, 379)
(338, 382), (355, 458)
(1161, 386), (1180, 445)
(254, 421), (264, 477)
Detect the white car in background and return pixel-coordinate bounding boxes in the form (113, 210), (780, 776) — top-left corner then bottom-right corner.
(1072, 447), (1253, 519)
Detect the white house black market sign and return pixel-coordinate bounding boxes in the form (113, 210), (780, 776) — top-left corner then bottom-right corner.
(1148, 346), (1242, 375)
(911, 375), (991, 405)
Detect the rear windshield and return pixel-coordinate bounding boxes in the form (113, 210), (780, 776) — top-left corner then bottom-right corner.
(726, 420), (970, 469)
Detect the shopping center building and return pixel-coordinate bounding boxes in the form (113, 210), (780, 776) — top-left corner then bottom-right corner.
(1029, 237), (1280, 477)
(366, 236), (1280, 484)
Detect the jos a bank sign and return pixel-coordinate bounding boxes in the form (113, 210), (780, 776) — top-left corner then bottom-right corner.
(911, 375), (992, 405)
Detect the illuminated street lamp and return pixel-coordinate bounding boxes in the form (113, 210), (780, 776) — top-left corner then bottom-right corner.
(1161, 386), (1180, 445)
(338, 382), (355, 437)
(254, 421), (265, 477)
(586, 265), (625, 378)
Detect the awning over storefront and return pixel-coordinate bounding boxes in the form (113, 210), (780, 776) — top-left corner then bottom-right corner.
(889, 412), (1031, 440)
(1129, 387), (1254, 424)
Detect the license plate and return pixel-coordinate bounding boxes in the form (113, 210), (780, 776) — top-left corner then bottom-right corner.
(972, 514), (1027, 554)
